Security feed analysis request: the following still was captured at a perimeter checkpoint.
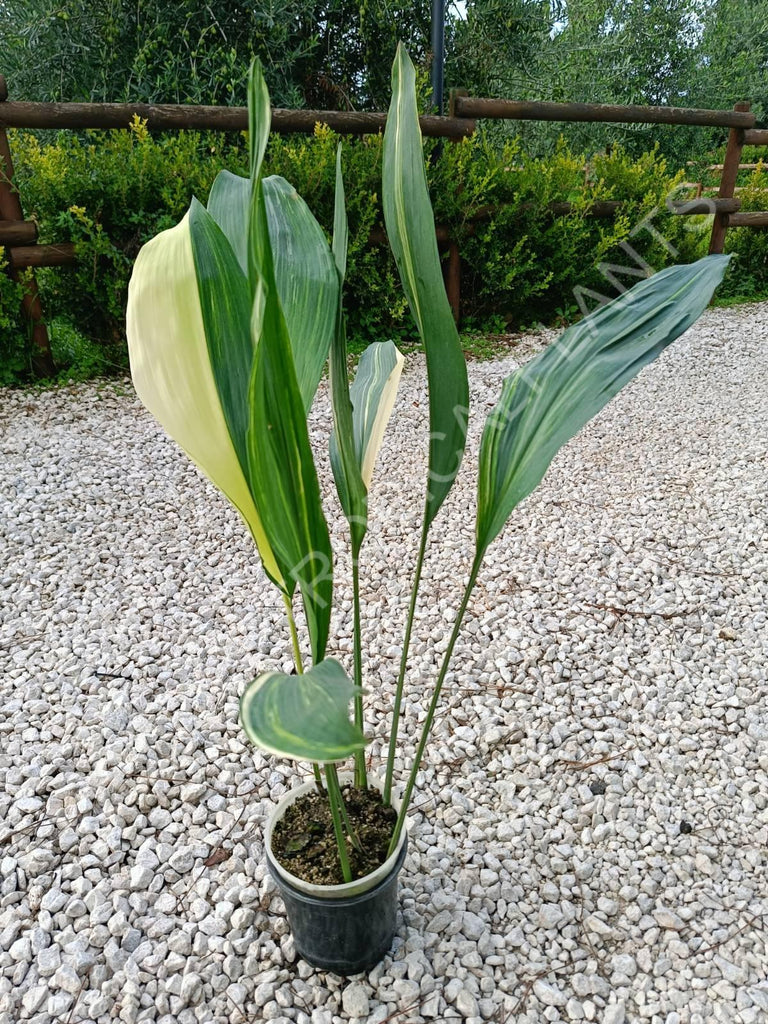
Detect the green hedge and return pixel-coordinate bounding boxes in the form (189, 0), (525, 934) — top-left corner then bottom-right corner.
(1, 121), (764, 384)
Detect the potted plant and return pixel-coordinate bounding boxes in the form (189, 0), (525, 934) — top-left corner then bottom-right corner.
(126, 46), (729, 974)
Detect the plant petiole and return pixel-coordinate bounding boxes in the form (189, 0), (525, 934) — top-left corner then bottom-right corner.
(324, 763), (353, 882)
(283, 594), (323, 793)
(383, 521), (429, 804)
(387, 553), (483, 856)
(351, 554), (367, 789)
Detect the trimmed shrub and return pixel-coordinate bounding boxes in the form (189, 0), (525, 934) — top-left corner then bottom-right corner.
(2, 123), (754, 384)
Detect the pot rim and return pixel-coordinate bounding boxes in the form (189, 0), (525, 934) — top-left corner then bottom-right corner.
(264, 772), (407, 899)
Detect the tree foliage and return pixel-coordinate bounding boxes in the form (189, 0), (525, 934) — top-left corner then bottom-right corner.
(449, 0), (766, 158)
(0, 0), (432, 109)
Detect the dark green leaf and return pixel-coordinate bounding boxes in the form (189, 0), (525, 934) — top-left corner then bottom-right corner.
(383, 45), (469, 528)
(247, 187), (334, 662)
(188, 197), (252, 481)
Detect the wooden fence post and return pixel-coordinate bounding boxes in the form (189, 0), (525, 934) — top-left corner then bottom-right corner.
(445, 241), (461, 323)
(0, 74), (55, 377)
(709, 101), (750, 255)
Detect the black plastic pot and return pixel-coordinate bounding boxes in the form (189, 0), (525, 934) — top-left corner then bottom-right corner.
(268, 834), (408, 974)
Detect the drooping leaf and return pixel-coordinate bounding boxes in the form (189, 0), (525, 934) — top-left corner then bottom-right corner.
(263, 175), (339, 413)
(126, 211), (282, 587)
(383, 44), (469, 528)
(476, 255), (731, 557)
(328, 148), (368, 552)
(247, 186), (334, 664)
(240, 658), (368, 763)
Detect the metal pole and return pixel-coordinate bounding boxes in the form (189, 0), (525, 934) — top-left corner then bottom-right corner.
(431, 0), (445, 115)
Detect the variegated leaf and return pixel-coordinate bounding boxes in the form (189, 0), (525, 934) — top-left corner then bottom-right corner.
(208, 170), (338, 414)
(240, 658), (368, 763)
(126, 210), (282, 587)
(348, 340), (405, 489)
(263, 175), (338, 413)
(476, 255), (731, 557)
(247, 184), (334, 664)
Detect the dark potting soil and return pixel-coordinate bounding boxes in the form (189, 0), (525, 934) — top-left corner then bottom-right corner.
(272, 785), (397, 885)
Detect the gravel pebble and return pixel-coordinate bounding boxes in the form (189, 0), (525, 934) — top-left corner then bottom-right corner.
(341, 982), (370, 1017)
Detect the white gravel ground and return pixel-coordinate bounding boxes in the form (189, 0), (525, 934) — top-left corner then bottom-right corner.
(1, 302), (767, 1024)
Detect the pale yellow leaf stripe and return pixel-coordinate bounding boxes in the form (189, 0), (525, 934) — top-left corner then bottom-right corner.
(358, 345), (405, 488)
(126, 213), (282, 586)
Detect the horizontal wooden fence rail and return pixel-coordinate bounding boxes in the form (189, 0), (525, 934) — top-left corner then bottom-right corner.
(0, 219), (37, 244)
(669, 197), (742, 215)
(728, 212), (768, 227)
(0, 100), (474, 139)
(450, 95), (757, 129)
(701, 163), (763, 171)
(449, 93), (768, 259)
(744, 129), (768, 147)
(9, 243), (76, 268)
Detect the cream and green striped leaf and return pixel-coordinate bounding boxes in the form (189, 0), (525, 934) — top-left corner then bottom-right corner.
(476, 254), (731, 558)
(346, 340), (405, 487)
(383, 45), (469, 527)
(126, 210), (283, 588)
(128, 56), (334, 661)
(330, 339), (405, 551)
(239, 659), (368, 763)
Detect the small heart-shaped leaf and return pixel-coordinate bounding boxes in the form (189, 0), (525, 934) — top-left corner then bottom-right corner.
(239, 658), (367, 763)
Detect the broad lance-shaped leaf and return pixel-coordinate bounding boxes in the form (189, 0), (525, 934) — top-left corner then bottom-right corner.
(208, 170), (338, 413)
(240, 659), (367, 763)
(126, 210), (282, 587)
(243, 58), (333, 664)
(330, 339), (404, 546)
(247, 186), (334, 663)
(476, 254), (731, 557)
(383, 45), (469, 528)
(263, 175), (338, 413)
(244, 61), (333, 663)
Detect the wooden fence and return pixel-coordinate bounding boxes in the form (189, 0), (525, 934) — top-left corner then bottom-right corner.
(1, 75), (766, 375)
